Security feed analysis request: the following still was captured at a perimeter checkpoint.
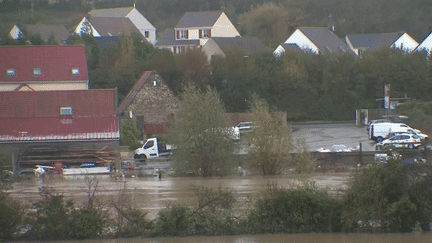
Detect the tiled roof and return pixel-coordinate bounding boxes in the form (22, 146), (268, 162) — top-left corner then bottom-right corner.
(156, 28), (200, 46)
(90, 17), (140, 37)
(0, 45), (89, 83)
(211, 37), (265, 54)
(22, 24), (70, 44)
(299, 27), (352, 54)
(0, 89), (119, 143)
(118, 71), (153, 113)
(89, 7), (134, 18)
(175, 11), (223, 28)
(346, 32), (404, 51)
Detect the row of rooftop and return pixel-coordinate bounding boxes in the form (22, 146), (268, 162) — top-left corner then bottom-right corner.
(4, 6), (432, 59)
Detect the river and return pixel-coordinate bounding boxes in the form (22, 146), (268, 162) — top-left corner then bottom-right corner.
(21, 232), (432, 243)
(12, 173), (350, 219)
(10, 173), (432, 242)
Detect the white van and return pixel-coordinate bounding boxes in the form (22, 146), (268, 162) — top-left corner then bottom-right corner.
(369, 122), (411, 142)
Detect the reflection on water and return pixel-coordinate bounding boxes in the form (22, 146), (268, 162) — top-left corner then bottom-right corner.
(25, 232), (432, 243)
(12, 173), (350, 219)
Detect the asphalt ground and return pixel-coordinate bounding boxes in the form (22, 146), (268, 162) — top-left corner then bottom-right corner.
(290, 123), (376, 152)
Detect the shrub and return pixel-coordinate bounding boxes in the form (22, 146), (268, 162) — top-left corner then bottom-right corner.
(247, 183), (342, 234)
(153, 204), (194, 236)
(0, 192), (22, 241)
(342, 158), (432, 233)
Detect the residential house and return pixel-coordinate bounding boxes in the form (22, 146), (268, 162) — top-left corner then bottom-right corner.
(201, 37), (266, 61)
(156, 11), (241, 54)
(9, 24), (70, 45)
(0, 45), (89, 91)
(0, 89), (119, 172)
(118, 71), (179, 138)
(274, 27), (353, 56)
(345, 32), (419, 55)
(416, 31), (432, 55)
(74, 6), (157, 44)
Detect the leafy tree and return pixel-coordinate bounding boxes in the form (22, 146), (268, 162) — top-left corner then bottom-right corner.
(168, 85), (236, 176)
(239, 2), (305, 46)
(178, 47), (211, 90)
(120, 118), (142, 150)
(29, 33), (46, 45)
(46, 33), (58, 45)
(245, 95), (292, 175)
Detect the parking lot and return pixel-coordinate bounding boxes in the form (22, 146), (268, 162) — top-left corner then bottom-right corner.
(290, 123), (376, 152)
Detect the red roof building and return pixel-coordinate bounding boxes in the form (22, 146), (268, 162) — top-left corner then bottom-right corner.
(0, 45), (89, 91)
(0, 89), (119, 143)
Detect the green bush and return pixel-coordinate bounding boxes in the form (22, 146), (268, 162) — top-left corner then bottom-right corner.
(342, 158), (432, 233)
(0, 192), (22, 241)
(153, 204), (194, 236)
(247, 183), (342, 234)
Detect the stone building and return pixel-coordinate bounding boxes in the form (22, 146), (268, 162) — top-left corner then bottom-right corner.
(118, 71), (179, 138)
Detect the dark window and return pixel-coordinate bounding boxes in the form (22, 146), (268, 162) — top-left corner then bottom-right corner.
(144, 140), (154, 149)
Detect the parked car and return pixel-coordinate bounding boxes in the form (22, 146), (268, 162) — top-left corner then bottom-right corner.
(235, 121), (255, 133)
(388, 129), (428, 140)
(376, 133), (423, 149)
(366, 119), (392, 131)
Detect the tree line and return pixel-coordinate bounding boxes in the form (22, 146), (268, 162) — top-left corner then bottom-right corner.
(4, 30), (432, 121)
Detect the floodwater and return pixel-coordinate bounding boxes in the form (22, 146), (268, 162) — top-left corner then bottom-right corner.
(23, 232), (432, 243)
(10, 174), (432, 243)
(11, 173), (350, 219)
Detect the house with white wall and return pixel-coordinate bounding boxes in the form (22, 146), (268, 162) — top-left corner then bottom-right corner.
(416, 31), (432, 55)
(74, 6), (157, 44)
(345, 32), (418, 55)
(156, 11), (240, 54)
(274, 27), (353, 57)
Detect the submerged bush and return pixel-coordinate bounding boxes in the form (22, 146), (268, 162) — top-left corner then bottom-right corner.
(247, 183), (342, 234)
(153, 204), (194, 236)
(342, 158), (432, 233)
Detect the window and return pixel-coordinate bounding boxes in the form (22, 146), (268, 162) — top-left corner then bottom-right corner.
(176, 30), (188, 40)
(71, 68), (80, 75)
(6, 68), (15, 76)
(60, 106), (73, 116)
(33, 68), (42, 76)
(144, 31), (149, 38)
(153, 80), (157, 86)
(144, 140), (154, 149)
(200, 29), (211, 38)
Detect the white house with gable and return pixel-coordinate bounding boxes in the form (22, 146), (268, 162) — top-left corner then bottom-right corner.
(274, 27), (353, 57)
(416, 31), (432, 55)
(74, 6), (157, 45)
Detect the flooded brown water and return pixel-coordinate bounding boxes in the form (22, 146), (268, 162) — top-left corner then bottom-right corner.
(11, 173), (350, 219)
(23, 232), (432, 243)
(10, 174), (432, 243)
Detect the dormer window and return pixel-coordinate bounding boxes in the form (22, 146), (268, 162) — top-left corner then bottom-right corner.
(33, 68), (42, 76)
(145, 31), (149, 38)
(60, 106), (73, 116)
(71, 68), (80, 76)
(6, 68), (16, 77)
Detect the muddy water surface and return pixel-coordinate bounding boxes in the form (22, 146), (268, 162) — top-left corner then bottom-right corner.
(11, 174), (432, 243)
(11, 173), (350, 219)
